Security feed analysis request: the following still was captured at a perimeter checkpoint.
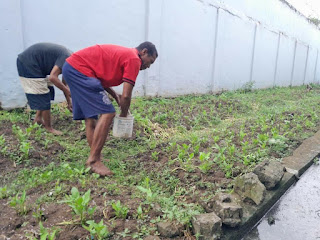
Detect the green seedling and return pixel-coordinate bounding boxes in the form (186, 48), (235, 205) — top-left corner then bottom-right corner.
(177, 143), (190, 161)
(268, 135), (288, 153)
(213, 135), (220, 143)
(0, 134), (7, 155)
(135, 204), (144, 220)
(54, 180), (64, 196)
(38, 221), (59, 240)
(199, 152), (211, 162)
(137, 178), (157, 204)
(151, 151), (159, 161)
(10, 190), (28, 215)
(117, 228), (131, 238)
(166, 141), (176, 152)
(239, 129), (247, 141)
(34, 125), (43, 141)
(32, 205), (45, 223)
(19, 141), (32, 160)
(60, 187), (95, 223)
(228, 144), (236, 156)
(12, 124), (29, 142)
(73, 166), (91, 176)
(111, 200), (129, 219)
(43, 138), (51, 149)
(193, 144), (200, 156)
(0, 186), (9, 199)
(83, 219), (109, 240)
(198, 161), (213, 173)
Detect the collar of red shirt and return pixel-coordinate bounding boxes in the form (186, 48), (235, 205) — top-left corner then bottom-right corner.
(135, 48), (143, 65)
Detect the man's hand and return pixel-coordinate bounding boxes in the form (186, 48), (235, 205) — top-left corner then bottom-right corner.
(67, 101), (73, 112)
(49, 66), (73, 112)
(119, 82), (133, 117)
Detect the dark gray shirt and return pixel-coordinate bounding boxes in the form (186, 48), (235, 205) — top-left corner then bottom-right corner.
(18, 43), (71, 78)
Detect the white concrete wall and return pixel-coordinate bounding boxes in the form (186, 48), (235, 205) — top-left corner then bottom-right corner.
(0, 0), (25, 108)
(1, 0), (320, 109)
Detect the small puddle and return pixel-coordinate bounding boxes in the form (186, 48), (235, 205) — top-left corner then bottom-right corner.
(243, 163), (320, 240)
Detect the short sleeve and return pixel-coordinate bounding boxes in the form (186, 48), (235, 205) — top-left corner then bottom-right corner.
(55, 54), (69, 69)
(122, 58), (141, 86)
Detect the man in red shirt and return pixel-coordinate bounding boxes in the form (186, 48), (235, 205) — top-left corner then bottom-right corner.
(62, 42), (158, 176)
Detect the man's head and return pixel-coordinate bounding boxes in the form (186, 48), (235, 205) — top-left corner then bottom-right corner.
(136, 41), (158, 70)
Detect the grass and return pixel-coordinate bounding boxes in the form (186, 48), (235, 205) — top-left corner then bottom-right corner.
(1, 85), (320, 239)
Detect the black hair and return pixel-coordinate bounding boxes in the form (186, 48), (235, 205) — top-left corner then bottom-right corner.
(136, 41), (158, 57)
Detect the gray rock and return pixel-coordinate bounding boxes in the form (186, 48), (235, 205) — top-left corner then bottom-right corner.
(212, 193), (243, 227)
(253, 160), (285, 189)
(234, 173), (266, 205)
(192, 212), (222, 240)
(157, 221), (182, 238)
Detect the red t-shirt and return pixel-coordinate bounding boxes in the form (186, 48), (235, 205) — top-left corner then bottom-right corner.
(66, 44), (142, 88)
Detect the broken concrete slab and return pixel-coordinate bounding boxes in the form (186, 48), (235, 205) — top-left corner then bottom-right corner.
(192, 212), (222, 240)
(253, 160), (285, 189)
(282, 130), (320, 176)
(234, 173), (266, 205)
(212, 193), (243, 227)
(156, 221), (182, 238)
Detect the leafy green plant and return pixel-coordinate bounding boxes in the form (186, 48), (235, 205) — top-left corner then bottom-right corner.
(53, 180), (64, 197)
(60, 187), (95, 223)
(38, 221), (59, 240)
(177, 143), (190, 161)
(12, 124), (30, 142)
(111, 200), (129, 219)
(268, 135), (288, 153)
(0, 186), (8, 199)
(32, 205), (45, 223)
(10, 190), (28, 215)
(199, 152), (211, 162)
(19, 141), (32, 160)
(239, 129), (246, 141)
(83, 219), (109, 240)
(137, 179), (157, 204)
(198, 161), (213, 173)
(117, 228), (131, 238)
(240, 81), (255, 93)
(0, 134), (7, 155)
(151, 151), (159, 161)
(135, 204), (144, 220)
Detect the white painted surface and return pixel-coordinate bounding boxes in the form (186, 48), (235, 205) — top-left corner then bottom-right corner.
(1, 0), (320, 109)
(159, 0), (216, 96)
(0, 0), (25, 108)
(251, 26), (279, 89)
(213, 10), (255, 91)
(304, 47), (318, 84)
(292, 43), (308, 86)
(275, 35), (296, 87)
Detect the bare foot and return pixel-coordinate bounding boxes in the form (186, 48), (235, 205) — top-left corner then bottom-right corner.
(46, 128), (63, 135)
(87, 161), (113, 177)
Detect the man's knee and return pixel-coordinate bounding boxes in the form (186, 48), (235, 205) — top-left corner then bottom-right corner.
(85, 118), (97, 129)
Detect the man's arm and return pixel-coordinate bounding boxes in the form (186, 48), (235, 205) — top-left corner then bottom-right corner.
(49, 65), (72, 111)
(119, 82), (134, 117)
(61, 76), (72, 111)
(105, 87), (120, 106)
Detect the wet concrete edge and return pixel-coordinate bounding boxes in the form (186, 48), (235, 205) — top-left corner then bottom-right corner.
(221, 129), (320, 240)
